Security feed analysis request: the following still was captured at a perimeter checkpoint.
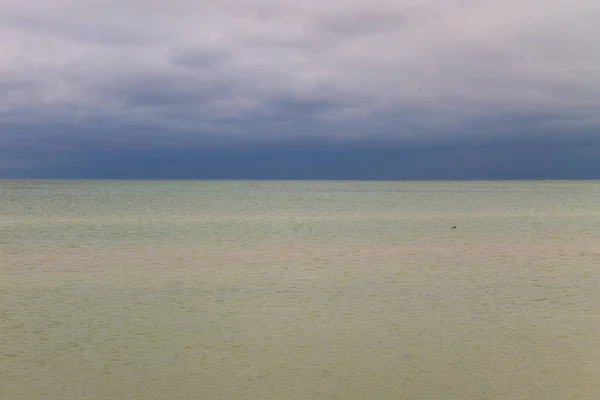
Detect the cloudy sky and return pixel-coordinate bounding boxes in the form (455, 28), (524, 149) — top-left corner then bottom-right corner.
(1, 0), (599, 179)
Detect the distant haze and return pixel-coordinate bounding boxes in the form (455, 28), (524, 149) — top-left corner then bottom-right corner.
(1, 0), (600, 178)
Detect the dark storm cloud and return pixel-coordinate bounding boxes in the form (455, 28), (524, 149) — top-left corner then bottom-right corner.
(3, 131), (600, 180)
(2, 121), (599, 179)
(1, 0), (600, 178)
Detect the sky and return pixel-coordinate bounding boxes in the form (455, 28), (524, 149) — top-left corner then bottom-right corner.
(1, 0), (600, 179)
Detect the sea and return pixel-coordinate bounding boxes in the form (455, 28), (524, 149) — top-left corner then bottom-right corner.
(1, 180), (599, 400)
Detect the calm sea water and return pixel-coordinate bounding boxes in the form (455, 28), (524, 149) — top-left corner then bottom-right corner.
(1, 180), (599, 400)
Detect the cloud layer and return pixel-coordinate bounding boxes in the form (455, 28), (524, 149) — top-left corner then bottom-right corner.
(1, 0), (600, 177)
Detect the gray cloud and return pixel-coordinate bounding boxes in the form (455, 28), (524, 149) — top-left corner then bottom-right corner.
(313, 10), (408, 36)
(1, 0), (600, 177)
(171, 47), (233, 70)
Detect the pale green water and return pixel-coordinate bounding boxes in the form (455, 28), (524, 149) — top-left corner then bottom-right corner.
(1, 180), (600, 400)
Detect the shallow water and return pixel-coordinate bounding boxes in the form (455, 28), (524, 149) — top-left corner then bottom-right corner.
(1, 180), (600, 399)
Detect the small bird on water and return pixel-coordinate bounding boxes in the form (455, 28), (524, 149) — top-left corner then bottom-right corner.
(451, 226), (457, 229)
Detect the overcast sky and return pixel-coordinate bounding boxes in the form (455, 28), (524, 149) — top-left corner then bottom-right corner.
(1, 0), (600, 179)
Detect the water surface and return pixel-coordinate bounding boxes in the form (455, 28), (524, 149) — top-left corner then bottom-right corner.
(1, 180), (599, 399)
